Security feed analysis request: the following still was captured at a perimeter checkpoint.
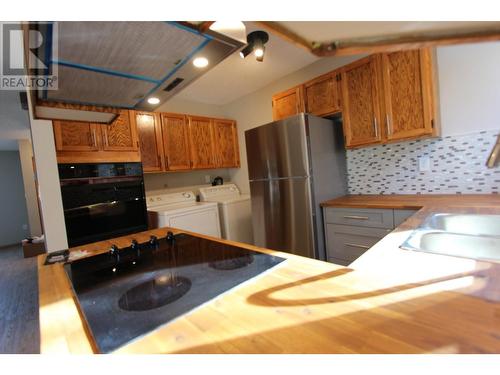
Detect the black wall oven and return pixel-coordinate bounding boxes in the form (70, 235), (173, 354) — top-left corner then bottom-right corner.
(58, 163), (148, 248)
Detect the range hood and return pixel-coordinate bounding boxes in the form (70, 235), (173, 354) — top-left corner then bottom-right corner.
(32, 22), (244, 122)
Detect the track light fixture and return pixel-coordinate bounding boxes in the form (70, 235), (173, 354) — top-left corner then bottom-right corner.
(239, 30), (269, 62)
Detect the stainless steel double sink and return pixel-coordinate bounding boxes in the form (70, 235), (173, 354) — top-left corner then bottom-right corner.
(400, 214), (500, 262)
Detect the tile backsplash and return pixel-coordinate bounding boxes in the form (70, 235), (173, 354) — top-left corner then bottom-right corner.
(347, 129), (500, 194)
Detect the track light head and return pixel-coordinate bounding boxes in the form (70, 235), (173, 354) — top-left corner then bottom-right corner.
(239, 30), (269, 62)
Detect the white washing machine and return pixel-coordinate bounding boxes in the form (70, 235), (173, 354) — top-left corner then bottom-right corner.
(199, 184), (253, 244)
(147, 191), (221, 238)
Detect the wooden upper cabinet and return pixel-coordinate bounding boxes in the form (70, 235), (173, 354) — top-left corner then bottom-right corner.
(380, 48), (435, 141)
(161, 113), (191, 171)
(187, 116), (216, 170)
(272, 86), (305, 121)
(213, 119), (240, 168)
(53, 120), (101, 152)
(304, 72), (341, 116)
(341, 55), (382, 148)
(135, 111), (164, 173)
(101, 110), (139, 151)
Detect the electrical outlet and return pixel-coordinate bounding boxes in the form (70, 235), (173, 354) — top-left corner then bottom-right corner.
(418, 156), (431, 172)
(204, 175), (211, 184)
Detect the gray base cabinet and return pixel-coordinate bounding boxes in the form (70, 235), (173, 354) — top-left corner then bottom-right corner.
(323, 207), (416, 266)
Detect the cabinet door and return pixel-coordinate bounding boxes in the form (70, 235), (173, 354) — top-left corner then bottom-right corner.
(341, 55), (382, 148)
(213, 119), (240, 168)
(101, 110), (139, 151)
(188, 116), (216, 169)
(135, 111), (165, 173)
(272, 86), (305, 121)
(53, 120), (100, 152)
(304, 72), (341, 116)
(161, 113), (191, 171)
(381, 48), (435, 141)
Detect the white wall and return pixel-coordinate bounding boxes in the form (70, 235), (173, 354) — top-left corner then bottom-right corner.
(0, 151), (30, 246)
(18, 139), (42, 237)
(437, 41), (500, 136)
(222, 55), (364, 194)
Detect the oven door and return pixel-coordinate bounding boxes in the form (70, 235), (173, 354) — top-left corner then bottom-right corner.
(61, 177), (147, 247)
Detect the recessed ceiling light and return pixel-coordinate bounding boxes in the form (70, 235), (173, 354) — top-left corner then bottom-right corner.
(147, 97), (160, 105)
(193, 57), (209, 68)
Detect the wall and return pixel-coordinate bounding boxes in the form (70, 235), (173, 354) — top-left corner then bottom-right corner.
(144, 169), (231, 195)
(18, 139), (42, 237)
(222, 55), (364, 194)
(0, 151), (30, 246)
(347, 129), (500, 194)
(437, 41), (500, 136)
(347, 41), (500, 194)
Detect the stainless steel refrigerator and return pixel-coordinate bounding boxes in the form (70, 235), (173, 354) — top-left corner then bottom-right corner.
(245, 113), (347, 260)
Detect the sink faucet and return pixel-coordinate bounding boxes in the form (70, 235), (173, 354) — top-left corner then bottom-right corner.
(486, 134), (500, 168)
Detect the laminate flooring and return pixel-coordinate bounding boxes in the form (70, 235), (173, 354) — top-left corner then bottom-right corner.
(0, 245), (40, 353)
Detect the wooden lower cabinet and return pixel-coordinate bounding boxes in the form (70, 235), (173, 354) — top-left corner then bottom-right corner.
(53, 110), (141, 163)
(272, 85), (304, 121)
(341, 55), (383, 147)
(161, 113), (191, 171)
(135, 111), (164, 173)
(213, 119), (240, 168)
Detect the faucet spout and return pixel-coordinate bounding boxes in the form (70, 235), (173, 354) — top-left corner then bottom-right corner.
(486, 134), (500, 168)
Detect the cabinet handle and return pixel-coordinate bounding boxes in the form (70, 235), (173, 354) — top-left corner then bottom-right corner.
(166, 156), (170, 168)
(386, 114), (392, 136)
(343, 215), (369, 220)
(344, 243), (370, 250)
(91, 130), (97, 146)
(373, 117), (379, 139)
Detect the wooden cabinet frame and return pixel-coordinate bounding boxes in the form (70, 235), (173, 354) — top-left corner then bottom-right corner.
(161, 113), (191, 171)
(135, 111), (165, 173)
(304, 71), (342, 117)
(100, 110), (139, 152)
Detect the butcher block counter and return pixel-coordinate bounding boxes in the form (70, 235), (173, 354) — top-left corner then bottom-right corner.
(39, 195), (500, 354)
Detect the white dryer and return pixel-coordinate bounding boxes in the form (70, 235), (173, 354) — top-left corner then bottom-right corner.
(199, 184), (253, 244)
(147, 191), (221, 238)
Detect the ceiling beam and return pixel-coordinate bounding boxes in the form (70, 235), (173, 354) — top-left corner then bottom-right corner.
(254, 21), (314, 53)
(256, 22), (500, 57)
(313, 27), (500, 57)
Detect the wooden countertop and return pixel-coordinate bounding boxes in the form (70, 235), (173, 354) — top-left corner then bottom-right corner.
(38, 195), (500, 354)
(321, 194), (500, 209)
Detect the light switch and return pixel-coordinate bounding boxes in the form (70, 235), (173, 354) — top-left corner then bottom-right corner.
(418, 156), (431, 172)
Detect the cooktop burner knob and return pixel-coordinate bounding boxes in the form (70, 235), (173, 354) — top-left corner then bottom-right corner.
(149, 235), (158, 248)
(109, 244), (120, 266)
(131, 239), (140, 260)
(166, 231), (175, 243)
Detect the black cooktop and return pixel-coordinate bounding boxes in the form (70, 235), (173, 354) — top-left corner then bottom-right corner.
(64, 232), (286, 353)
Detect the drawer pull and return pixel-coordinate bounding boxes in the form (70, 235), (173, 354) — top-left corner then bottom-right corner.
(344, 243), (370, 250)
(343, 215), (369, 220)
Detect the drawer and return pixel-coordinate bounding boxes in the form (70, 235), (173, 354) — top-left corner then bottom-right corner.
(325, 224), (391, 262)
(394, 209), (417, 226)
(324, 207), (394, 229)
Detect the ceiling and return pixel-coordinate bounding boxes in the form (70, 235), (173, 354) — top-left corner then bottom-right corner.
(276, 21), (500, 44)
(176, 22), (319, 105)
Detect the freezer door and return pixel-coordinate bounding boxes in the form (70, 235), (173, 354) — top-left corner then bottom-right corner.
(245, 114), (310, 180)
(249, 177), (315, 258)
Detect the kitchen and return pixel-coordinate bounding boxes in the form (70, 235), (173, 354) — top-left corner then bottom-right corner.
(1, 2), (500, 371)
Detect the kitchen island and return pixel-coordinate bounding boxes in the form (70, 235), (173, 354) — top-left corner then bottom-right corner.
(38, 194), (500, 354)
